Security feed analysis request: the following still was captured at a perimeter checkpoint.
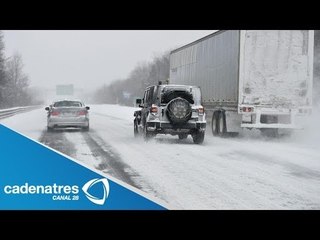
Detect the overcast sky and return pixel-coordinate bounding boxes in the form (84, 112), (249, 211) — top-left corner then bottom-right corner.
(3, 30), (215, 91)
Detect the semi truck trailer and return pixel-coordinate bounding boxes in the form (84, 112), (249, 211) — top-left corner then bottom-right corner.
(169, 30), (314, 136)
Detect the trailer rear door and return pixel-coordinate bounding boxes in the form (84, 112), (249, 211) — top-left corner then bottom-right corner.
(239, 30), (314, 109)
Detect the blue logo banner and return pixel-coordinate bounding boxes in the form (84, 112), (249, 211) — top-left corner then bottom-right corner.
(0, 124), (166, 210)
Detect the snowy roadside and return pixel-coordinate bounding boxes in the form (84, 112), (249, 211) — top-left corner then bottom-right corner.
(0, 107), (46, 140)
(89, 104), (320, 209)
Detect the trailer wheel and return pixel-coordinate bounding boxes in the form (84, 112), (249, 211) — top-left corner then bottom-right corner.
(260, 128), (278, 138)
(218, 111), (227, 136)
(212, 111), (227, 136)
(211, 111), (219, 136)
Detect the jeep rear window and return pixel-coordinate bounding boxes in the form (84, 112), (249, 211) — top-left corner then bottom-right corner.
(160, 86), (201, 105)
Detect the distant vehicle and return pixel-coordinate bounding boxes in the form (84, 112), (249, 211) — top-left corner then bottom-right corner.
(45, 100), (90, 131)
(134, 84), (206, 144)
(169, 30), (314, 136)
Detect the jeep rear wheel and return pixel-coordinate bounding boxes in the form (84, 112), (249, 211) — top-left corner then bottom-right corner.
(192, 131), (205, 144)
(143, 123), (154, 141)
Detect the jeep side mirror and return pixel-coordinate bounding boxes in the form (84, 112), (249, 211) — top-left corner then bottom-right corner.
(45, 107), (49, 111)
(136, 99), (142, 105)
(86, 106), (90, 110)
(136, 98), (144, 108)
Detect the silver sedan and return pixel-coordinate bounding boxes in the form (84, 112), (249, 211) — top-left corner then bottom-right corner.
(45, 100), (90, 131)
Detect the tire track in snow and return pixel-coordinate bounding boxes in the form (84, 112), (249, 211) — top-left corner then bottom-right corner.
(39, 127), (155, 194)
(66, 130), (164, 202)
(82, 131), (165, 201)
(38, 129), (77, 157)
(80, 130), (140, 188)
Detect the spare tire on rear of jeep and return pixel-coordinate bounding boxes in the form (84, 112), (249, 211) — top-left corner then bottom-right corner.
(166, 97), (192, 124)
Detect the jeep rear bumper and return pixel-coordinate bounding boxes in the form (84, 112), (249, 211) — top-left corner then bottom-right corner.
(146, 121), (206, 133)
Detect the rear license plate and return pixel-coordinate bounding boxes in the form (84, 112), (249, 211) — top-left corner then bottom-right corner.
(63, 112), (75, 117)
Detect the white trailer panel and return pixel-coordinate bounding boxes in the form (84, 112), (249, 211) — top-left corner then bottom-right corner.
(170, 30), (240, 108)
(239, 30), (313, 109)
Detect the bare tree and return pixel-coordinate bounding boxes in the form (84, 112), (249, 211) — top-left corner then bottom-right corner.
(92, 52), (170, 106)
(5, 53), (30, 107)
(0, 31), (6, 108)
(314, 30), (320, 105)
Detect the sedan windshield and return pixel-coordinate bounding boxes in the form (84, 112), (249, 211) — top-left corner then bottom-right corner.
(53, 101), (82, 107)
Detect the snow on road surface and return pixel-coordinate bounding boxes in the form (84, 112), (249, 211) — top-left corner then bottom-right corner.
(1, 104), (320, 209)
(0, 107), (46, 140)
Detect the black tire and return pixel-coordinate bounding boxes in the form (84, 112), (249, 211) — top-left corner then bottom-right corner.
(162, 90), (194, 105)
(192, 131), (205, 144)
(260, 128), (278, 138)
(211, 111), (219, 136)
(178, 134), (188, 140)
(134, 119), (139, 137)
(217, 111), (227, 136)
(82, 125), (89, 132)
(166, 97), (192, 124)
(143, 123), (154, 141)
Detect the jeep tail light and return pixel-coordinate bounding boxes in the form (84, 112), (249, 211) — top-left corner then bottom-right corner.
(242, 107), (253, 113)
(198, 106), (204, 115)
(51, 111), (60, 116)
(150, 104), (158, 114)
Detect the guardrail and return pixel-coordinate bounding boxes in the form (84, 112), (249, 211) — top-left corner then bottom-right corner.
(0, 105), (42, 120)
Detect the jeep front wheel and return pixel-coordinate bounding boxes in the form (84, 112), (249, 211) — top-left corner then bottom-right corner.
(178, 134), (188, 140)
(134, 119), (139, 137)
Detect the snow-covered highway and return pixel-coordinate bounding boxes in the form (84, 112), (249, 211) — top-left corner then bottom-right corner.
(1, 104), (320, 209)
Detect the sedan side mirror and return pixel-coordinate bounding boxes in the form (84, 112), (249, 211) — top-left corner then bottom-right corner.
(45, 107), (50, 111)
(85, 106), (90, 110)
